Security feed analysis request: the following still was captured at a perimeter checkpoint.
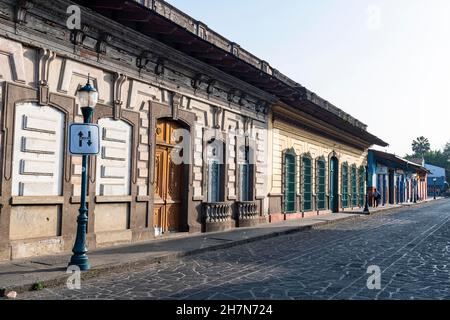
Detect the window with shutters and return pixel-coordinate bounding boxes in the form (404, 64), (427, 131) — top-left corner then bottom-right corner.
(302, 156), (312, 212)
(283, 151), (296, 213)
(359, 166), (366, 207)
(342, 163), (349, 208)
(12, 103), (65, 196)
(316, 158), (326, 210)
(96, 118), (132, 196)
(207, 140), (224, 203)
(351, 165), (358, 207)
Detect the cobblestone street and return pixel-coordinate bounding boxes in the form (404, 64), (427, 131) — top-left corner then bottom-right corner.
(19, 200), (450, 300)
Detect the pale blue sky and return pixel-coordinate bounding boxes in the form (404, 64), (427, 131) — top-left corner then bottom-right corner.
(167, 0), (450, 156)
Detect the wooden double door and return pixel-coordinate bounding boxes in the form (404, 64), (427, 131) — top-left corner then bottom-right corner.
(154, 120), (185, 235)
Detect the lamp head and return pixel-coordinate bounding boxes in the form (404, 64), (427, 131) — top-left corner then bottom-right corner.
(77, 75), (99, 108)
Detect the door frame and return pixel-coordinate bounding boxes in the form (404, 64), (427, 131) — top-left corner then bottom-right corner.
(154, 137), (184, 234)
(149, 100), (196, 234)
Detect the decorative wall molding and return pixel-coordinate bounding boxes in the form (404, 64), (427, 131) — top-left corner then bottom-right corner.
(14, 0), (33, 25)
(239, 93), (247, 107)
(58, 59), (106, 101)
(227, 89), (239, 103)
(136, 51), (153, 71)
(211, 106), (223, 130)
(207, 79), (216, 95)
(70, 25), (90, 46)
(38, 48), (56, 86)
(96, 33), (112, 55)
(155, 57), (166, 76)
(191, 73), (207, 90)
(0, 38), (26, 83)
(127, 79), (158, 110)
(113, 72), (127, 120)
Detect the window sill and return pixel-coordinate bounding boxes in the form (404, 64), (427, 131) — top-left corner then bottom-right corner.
(11, 196), (64, 205)
(95, 196), (132, 203)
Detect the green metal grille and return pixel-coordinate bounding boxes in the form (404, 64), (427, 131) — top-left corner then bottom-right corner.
(303, 157), (312, 212)
(317, 159), (326, 210)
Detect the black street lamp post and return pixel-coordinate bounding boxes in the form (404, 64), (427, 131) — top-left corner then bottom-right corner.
(68, 78), (99, 271)
(363, 166), (370, 214)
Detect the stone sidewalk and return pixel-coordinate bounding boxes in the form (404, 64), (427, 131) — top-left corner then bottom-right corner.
(0, 199), (442, 296)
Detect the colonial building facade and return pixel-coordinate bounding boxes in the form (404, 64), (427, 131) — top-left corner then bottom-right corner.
(0, 0), (386, 261)
(267, 104), (387, 221)
(0, 0), (276, 261)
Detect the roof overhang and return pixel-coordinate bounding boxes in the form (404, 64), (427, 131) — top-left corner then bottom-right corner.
(73, 0), (388, 147)
(371, 150), (428, 174)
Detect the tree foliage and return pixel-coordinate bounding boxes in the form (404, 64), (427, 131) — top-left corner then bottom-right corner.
(411, 136), (431, 157)
(444, 142), (450, 158)
(405, 138), (450, 184)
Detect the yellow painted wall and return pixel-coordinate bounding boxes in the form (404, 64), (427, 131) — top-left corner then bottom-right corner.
(269, 118), (368, 196)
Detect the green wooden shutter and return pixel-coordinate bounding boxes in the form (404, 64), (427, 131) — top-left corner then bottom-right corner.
(284, 153), (296, 213)
(317, 159), (326, 210)
(342, 164), (349, 208)
(359, 167), (365, 207)
(303, 157), (312, 212)
(351, 166), (358, 207)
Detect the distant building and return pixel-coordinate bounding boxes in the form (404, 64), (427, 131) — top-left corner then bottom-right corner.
(409, 158), (425, 167)
(368, 150), (428, 206)
(425, 164), (447, 196)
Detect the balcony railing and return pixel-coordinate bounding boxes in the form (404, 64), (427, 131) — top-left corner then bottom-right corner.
(203, 202), (232, 223)
(236, 201), (258, 220)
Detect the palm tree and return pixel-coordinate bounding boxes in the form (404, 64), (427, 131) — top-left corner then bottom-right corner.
(412, 136), (430, 157)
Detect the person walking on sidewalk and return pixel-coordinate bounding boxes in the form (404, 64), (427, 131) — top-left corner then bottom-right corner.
(373, 189), (382, 207)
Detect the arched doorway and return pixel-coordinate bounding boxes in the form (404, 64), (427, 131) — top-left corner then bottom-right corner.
(330, 157), (339, 213)
(153, 119), (188, 236)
